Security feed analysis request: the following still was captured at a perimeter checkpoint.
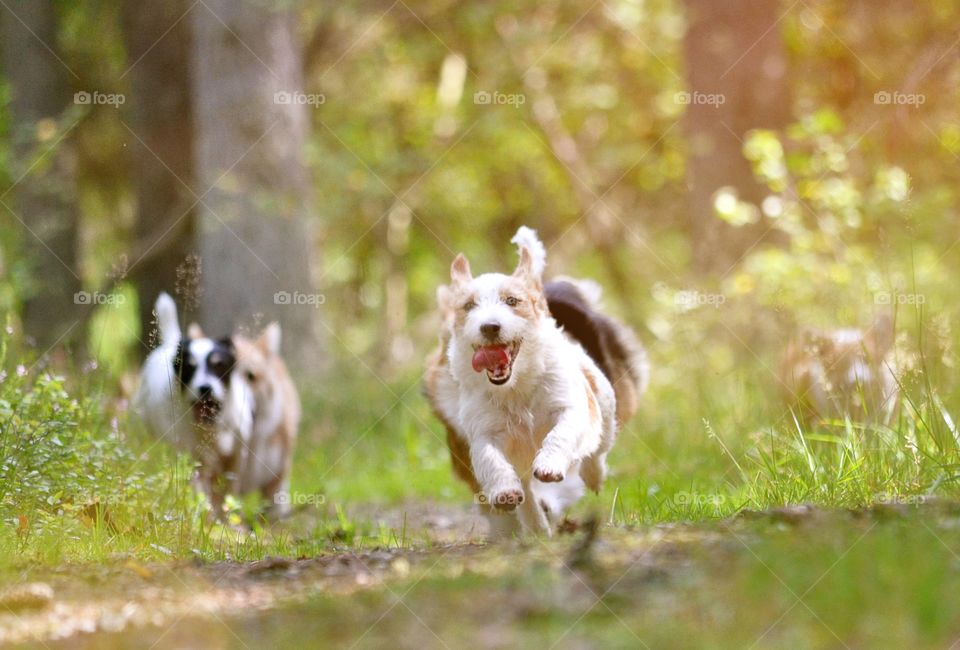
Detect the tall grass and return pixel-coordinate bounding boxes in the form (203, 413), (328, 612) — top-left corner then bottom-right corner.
(2, 297), (959, 567)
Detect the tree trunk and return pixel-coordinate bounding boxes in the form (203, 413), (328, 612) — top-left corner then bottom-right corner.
(1, 0), (81, 347)
(190, 0), (320, 367)
(682, 0), (790, 274)
(121, 0), (198, 347)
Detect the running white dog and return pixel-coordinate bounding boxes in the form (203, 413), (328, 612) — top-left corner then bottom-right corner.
(425, 227), (648, 535)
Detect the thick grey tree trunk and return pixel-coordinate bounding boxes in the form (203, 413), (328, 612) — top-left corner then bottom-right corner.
(682, 0), (790, 273)
(121, 0), (198, 347)
(1, 0), (81, 347)
(190, 0), (320, 367)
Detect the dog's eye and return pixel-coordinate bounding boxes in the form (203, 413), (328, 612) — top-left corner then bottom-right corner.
(463, 300), (477, 312)
(245, 370), (257, 383)
(504, 296), (520, 307)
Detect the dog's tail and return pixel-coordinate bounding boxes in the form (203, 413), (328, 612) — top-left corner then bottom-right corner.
(154, 292), (182, 346)
(511, 226), (547, 278)
(544, 279), (650, 424)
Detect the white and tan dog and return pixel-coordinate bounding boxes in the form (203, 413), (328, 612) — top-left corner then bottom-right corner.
(426, 227), (648, 535)
(780, 315), (900, 426)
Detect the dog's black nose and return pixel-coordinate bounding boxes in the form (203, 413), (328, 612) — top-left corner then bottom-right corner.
(197, 385), (213, 399)
(480, 322), (501, 340)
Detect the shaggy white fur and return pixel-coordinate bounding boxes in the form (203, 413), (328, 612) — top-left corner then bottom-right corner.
(441, 228), (619, 535)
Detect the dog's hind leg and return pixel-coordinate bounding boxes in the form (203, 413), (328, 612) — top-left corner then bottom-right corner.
(579, 452), (608, 493)
(533, 470), (586, 527)
(259, 474), (291, 521)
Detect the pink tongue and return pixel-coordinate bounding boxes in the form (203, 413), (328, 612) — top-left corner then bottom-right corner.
(472, 345), (510, 373)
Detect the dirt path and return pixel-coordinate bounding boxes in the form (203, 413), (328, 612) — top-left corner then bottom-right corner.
(5, 502), (960, 649)
(1, 502), (687, 648)
(0, 503), (481, 646)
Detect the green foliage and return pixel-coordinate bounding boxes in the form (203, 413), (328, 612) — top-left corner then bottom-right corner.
(3, 1), (960, 644)
(1, 0), (960, 579)
(0, 332), (171, 559)
(2, 349), (118, 509)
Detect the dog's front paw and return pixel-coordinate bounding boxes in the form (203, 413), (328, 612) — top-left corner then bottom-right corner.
(533, 452), (567, 483)
(490, 488), (525, 511)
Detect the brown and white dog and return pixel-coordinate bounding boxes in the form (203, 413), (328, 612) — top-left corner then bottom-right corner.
(425, 227), (648, 536)
(232, 323), (301, 520)
(135, 293), (300, 521)
(779, 315), (899, 426)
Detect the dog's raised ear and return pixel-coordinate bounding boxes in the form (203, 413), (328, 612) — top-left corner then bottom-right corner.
(257, 322), (282, 356)
(510, 226), (546, 282)
(450, 254), (472, 285)
(513, 246), (541, 284)
(187, 322), (205, 339)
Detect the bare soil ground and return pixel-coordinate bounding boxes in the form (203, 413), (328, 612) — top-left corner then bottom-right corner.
(5, 502), (960, 649)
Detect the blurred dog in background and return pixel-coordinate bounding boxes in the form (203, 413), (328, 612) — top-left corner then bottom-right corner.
(779, 314), (900, 426)
(135, 293), (253, 516)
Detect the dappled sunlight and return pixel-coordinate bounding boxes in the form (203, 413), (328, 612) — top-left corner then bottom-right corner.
(2, 0), (960, 646)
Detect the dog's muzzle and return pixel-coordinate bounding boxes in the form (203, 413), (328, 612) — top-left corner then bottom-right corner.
(471, 340), (521, 385)
(192, 396), (222, 426)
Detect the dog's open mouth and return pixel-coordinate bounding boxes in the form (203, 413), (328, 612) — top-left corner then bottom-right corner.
(192, 397), (222, 426)
(471, 341), (521, 385)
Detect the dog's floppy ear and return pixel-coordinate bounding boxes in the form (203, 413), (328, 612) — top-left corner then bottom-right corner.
(450, 254), (472, 285)
(187, 322), (205, 339)
(257, 322), (282, 356)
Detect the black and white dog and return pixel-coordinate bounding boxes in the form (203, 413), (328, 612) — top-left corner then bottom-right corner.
(135, 293), (252, 515)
